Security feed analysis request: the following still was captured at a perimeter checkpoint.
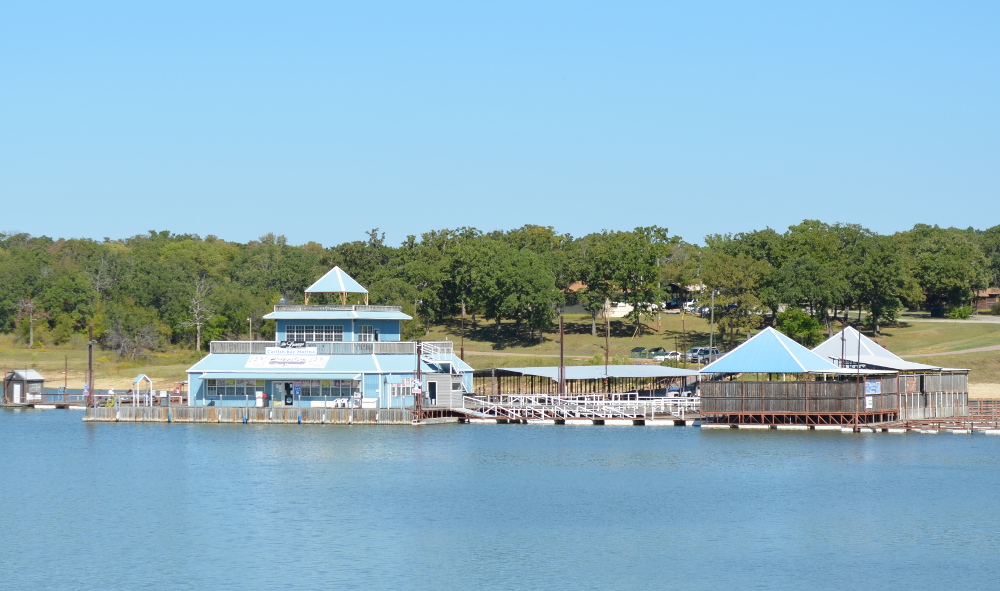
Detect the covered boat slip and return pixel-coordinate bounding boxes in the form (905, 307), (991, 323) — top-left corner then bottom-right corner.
(813, 326), (970, 421)
(701, 375), (902, 426)
(465, 365), (702, 422)
(698, 327), (970, 426)
(473, 365), (699, 398)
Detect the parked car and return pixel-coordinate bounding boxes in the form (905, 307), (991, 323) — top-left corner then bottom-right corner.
(685, 347), (721, 363)
(682, 300), (699, 313)
(652, 350), (681, 362)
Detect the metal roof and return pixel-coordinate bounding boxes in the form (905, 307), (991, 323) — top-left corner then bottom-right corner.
(700, 327), (845, 374)
(305, 266), (368, 294)
(197, 372), (366, 381)
(187, 352), (458, 376)
(262, 310), (411, 321)
(5, 369), (45, 381)
(473, 365), (698, 380)
(812, 327), (956, 372)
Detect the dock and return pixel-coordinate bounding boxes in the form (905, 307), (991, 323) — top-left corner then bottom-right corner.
(82, 406), (461, 425)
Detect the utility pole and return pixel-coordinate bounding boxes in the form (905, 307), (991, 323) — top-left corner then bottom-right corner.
(604, 313), (610, 392)
(87, 325), (94, 408)
(413, 341), (423, 422)
(460, 301), (466, 361)
(558, 315), (566, 396)
(709, 290), (716, 363)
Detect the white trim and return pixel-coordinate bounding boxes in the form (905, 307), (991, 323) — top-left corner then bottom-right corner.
(769, 328), (808, 373)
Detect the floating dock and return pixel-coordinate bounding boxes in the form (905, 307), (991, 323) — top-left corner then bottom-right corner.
(83, 406), (461, 425)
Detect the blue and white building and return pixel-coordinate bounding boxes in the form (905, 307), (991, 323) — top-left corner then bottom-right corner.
(186, 267), (473, 409)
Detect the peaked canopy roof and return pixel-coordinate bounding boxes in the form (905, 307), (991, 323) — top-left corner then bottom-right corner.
(700, 327), (847, 374)
(812, 326), (947, 372)
(306, 267), (368, 294)
(305, 267), (368, 304)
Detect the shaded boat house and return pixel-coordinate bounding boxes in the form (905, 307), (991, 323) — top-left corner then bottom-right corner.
(186, 267), (473, 410)
(812, 326), (968, 420)
(699, 327), (898, 426)
(473, 365), (699, 398)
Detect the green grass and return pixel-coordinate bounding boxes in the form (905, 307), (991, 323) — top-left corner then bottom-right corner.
(425, 312), (719, 370)
(0, 335), (202, 391)
(902, 351), (1000, 383)
(872, 321), (1000, 355)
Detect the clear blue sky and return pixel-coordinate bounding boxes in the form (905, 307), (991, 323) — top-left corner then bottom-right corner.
(2, 1), (997, 246)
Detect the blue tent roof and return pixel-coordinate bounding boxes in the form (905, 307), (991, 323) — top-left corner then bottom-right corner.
(700, 327), (843, 374)
(306, 267), (368, 294)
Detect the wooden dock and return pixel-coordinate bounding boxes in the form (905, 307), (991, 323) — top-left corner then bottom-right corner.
(83, 406), (462, 425)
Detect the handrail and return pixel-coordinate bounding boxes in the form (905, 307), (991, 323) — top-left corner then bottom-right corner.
(272, 304), (403, 313)
(209, 340), (456, 356)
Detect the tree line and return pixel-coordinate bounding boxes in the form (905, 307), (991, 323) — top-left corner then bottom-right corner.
(1, 221), (997, 356)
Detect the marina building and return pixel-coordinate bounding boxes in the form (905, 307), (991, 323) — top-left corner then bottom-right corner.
(186, 267), (473, 409)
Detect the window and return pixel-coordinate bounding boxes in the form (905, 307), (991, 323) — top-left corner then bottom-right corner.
(285, 325), (343, 342)
(357, 325), (374, 342)
(206, 379), (264, 398)
(389, 384), (411, 398)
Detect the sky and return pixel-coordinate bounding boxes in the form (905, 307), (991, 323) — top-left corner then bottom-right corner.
(2, 1), (998, 247)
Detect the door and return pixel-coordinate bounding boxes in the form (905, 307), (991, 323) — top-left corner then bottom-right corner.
(273, 382), (294, 406)
(428, 381), (437, 406)
(12, 383), (21, 404)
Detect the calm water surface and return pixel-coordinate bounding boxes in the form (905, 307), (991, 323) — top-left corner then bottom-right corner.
(2, 410), (999, 590)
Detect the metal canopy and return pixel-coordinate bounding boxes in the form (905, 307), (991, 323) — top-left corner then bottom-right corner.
(701, 327), (853, 374)
(812, 326), (964, 372)
(306, 266), (368, 294)
(473, 365), (698, 380)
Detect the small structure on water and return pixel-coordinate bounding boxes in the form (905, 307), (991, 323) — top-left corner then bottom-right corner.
(186, 267), (473, 411)
(3, 369), (45, 404)
(812, 326), (969, 420)
(474, 365), (699, 398)
(699, 327), (898, 426)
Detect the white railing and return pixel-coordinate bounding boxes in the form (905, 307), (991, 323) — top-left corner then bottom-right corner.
(209, 340), (456, 356)
(272, 304), (403, 313)
(462, 394), (700, 420)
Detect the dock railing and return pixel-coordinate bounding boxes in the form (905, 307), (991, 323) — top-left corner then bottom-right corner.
(462, 394), (699, 421)
(209, 340), (455, 356)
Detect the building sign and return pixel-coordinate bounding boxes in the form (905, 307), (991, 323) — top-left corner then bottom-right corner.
(265, 347), (317, 356)
(864, 381), (882, 395)
(245, 355), (330, 369)
(865, 396), (874, 410)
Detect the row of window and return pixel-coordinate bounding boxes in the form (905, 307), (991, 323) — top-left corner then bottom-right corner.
(283, 325), (381, 342)
(285, 325), (344, 342)
(295, 380), (357, 398)
(204, 379), (359, 398)
(206, 379), (266, 398)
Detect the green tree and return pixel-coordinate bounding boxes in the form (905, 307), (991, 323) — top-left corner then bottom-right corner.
(700, 251), (769, 348)
(899, 225), (989, 315)
(775, 307), (824, 347)
(579, 226), (674, 335)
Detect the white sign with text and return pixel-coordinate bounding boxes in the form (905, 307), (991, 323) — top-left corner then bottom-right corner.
(245, 355), (329, 369)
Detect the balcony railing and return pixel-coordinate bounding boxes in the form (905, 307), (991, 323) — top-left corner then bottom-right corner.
(272, 304), (403, 313)
(209, 340), (454, 357)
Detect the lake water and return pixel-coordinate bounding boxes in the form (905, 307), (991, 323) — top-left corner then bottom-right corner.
(3, 410), (1000, 590)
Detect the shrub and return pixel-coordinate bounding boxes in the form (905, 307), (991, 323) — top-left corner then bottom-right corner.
(947, 305), (973, 319)
(990, 302), (1000, 316)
